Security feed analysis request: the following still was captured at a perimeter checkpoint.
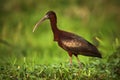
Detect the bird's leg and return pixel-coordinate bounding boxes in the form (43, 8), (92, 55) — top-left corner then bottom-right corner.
(75, 55), (82, 68)
(70, 56), (72, 66)
(68, 52), (72, 66)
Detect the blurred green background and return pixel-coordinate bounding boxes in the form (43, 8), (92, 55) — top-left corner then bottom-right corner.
(0, 0), (120, 65)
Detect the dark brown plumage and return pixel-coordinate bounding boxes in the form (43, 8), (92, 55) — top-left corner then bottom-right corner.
(33, 11), (102, 65)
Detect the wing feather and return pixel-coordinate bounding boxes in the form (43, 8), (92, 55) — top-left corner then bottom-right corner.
(59, 31), (97, 53)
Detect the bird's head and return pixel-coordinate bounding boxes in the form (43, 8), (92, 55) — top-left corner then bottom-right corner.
(33, 11), (56, 32)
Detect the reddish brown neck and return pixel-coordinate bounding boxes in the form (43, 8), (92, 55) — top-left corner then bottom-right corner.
(50, 18), (59, 41)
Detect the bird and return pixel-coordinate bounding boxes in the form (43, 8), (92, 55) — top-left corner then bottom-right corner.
(33, 11), (102, 66)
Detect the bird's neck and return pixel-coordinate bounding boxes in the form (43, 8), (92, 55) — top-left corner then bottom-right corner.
(50, 19), (59, 41)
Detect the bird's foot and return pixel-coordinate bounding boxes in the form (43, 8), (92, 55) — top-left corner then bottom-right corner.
(67, 63), (72, 68)
(78, 63), (83, 68)
(69, 63), (73, 67)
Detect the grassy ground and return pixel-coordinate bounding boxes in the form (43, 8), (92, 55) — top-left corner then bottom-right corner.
(0, 53), (120, 80)
(0, 0), (120, 79)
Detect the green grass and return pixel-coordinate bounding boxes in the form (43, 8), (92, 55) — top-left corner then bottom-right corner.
(0, 0), (120, 79)
(0, 53), (120, 80)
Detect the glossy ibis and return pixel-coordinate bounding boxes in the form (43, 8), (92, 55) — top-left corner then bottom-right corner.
(33, 11), (102, 66)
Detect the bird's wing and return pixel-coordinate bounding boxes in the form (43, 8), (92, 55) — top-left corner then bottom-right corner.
(60, 31), (97, 53)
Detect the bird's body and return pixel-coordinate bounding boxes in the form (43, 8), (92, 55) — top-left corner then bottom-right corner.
(57, 30), (101, 58)
(33, 11), (102, 65)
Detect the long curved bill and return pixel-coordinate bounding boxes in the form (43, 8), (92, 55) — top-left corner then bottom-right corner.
(33, 15), (48, 32)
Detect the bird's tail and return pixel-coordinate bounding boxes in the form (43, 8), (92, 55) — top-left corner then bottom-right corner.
(96, 52), (102, 58)
(93, 49), (102, 58)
